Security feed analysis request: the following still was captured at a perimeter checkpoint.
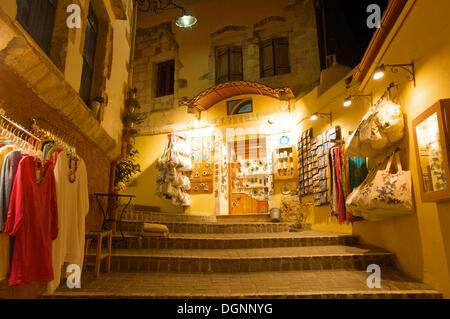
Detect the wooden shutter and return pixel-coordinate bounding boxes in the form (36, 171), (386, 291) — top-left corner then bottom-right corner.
(16, 0), (57, 55)
(215, 47), (229, 84)
(80, 5), (98, 104)
(260, 39), (274, 78)
(274, 37), (290, 75)
(229, 46), (243, 82)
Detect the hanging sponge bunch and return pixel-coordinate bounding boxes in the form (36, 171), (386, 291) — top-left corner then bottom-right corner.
(155, 133), (192, 207)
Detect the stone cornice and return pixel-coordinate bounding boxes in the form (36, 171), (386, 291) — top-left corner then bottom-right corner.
(0, 8), (121, 161)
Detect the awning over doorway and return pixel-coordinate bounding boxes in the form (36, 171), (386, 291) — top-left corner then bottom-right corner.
(180, 81), (295, 111)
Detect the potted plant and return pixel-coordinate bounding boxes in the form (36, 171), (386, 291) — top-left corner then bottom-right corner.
(123, 112), (147, 127)
(123, 128), (138, 143)
(114, 149), (141, 191)
(90, 96), (105, 117)
(127, 88), (137, 99)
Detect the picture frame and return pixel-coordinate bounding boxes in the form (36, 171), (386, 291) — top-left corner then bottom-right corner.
(412, 99), (450, 202)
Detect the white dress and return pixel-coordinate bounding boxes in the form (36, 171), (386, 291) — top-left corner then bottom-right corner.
(47, 152), (89, 293)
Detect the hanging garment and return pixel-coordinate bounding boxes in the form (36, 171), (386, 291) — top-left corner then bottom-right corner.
(347, 156), (369, 193)
(0, 145), (15, 281)
(47, 152), (89, 293)
(4, 156), (59, 286)
(333, 147), (346, 224)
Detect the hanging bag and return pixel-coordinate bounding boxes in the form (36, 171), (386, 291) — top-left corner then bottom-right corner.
(347, 152), (414, 221)
(376, 101), (405, 143)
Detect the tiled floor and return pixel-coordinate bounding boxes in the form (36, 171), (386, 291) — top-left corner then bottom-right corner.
(51, 269), (441, 299)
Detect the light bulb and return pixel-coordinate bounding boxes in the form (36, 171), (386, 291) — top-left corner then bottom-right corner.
(344, 97), (352, 107)
(373, 65), (386, 80)
(176, 14), (197, 28)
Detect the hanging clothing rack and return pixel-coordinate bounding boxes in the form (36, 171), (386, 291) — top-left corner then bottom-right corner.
(31, 117), (77, 155)
(0, 108), (42, 142)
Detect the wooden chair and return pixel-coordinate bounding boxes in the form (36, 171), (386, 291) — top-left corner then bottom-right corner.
(83, 230), (112, 279)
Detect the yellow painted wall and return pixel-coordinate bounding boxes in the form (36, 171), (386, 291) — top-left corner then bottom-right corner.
(287, 0), (450, 297)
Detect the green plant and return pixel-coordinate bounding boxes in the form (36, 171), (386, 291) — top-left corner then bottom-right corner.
(125, 98), (141, 109)
(123, 112), (147, 126)
(114, 149), (141, 188)
(123, 128), (138, 136)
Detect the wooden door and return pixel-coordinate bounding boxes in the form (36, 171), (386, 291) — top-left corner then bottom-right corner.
(228, 135), (269, 215)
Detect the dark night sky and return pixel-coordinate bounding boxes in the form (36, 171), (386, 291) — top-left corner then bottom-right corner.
(320, 0), (389, 68)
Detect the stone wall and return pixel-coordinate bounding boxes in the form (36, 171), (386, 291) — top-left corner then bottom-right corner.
(133, 22), (179, 114)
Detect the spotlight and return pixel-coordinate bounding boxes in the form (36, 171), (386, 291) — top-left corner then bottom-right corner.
(373, 65), (386, 80)
(344, 96), (352, 107)
(310, 113), (319, 121)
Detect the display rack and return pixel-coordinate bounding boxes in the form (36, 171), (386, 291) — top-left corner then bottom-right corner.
(274, 145), (298, 180)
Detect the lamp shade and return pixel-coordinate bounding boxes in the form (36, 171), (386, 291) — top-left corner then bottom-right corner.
(373, 65), (386, 80)
(344, 96), (352, 107)
(176, 14), (197, 28)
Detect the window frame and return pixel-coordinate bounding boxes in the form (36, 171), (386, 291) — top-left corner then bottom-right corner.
(215, 45), (243, 85)
(260, 37), (291, 78)
(79, 4), (99, 105)
(156, 60), (175, 98)
(16, 0), (58, 56)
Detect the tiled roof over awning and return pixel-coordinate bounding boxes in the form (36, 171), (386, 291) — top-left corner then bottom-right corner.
(180, 81), (295, 111)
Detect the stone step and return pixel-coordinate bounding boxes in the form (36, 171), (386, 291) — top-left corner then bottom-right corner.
(107, 245), (396, 273)
(120, 220), (293, 234)
(216, 214), (271, 223)
(112, 231), (360, 249)
(46, 269), (442, 299)
(121, 209), (217, 223)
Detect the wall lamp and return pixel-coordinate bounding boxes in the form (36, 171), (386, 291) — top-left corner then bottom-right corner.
(343, 93), (373, 107)
(373, 61), (415, 87)
(136, 0), (197, 28)
(310, 112), (332, 126)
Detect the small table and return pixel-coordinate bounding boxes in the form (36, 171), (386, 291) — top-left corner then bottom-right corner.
(94, 193), (135, 242)
(83, 230), (112, 279)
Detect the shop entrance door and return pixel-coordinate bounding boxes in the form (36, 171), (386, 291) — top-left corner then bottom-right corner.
(228, 135), (269, 214)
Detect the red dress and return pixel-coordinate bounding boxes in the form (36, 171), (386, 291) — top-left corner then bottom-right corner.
(4, 156), (58, 286)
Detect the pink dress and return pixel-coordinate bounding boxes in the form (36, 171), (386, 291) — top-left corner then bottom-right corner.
(4, 156), (58, 286)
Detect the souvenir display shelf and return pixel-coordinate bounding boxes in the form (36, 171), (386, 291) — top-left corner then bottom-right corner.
(298, 126), (341, 206)
(274, 145), (298, 180)
(298, 128), (314, 195)
(190, 136), (215, 193)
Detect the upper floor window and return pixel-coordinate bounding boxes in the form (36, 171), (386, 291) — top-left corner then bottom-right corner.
(80, 4), (99, 105)
(16, 0), (57, 56)
(215, 46), (243, 85)
(156, 60), (175, 97)
(260, 37), (290, 78)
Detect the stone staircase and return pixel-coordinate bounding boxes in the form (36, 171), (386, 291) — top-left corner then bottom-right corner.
(46, 207), (442, 299)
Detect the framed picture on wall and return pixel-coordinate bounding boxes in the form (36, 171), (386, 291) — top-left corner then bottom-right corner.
(227, 98), (253, 115)
(412, 99), (450, 201)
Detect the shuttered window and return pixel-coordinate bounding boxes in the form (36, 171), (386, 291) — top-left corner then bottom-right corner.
(79, 5), (99, 105)
(16, 0), (57, 56)
(156, 60), (175, 97)
(215, 46), (243, 85)
(260, 37), (290, 78)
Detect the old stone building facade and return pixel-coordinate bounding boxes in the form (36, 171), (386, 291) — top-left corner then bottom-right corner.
(0, 0), (133, 297)
(132, 0), (321, 133)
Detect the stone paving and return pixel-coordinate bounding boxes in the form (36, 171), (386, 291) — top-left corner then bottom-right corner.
(45, 220), (441, 299)
(50, 269), (441, 299)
